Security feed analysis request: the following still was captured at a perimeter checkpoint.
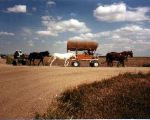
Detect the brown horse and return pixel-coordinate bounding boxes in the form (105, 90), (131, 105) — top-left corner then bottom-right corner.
(106, 51), (133, 67)
(121, 51), (133, 61)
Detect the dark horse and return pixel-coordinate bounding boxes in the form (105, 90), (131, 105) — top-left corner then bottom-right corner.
(106, 51), (133, 67)
(28, 51), (49, 66)
(121, 51), (133, 61)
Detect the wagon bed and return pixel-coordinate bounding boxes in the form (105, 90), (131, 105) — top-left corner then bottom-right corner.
(67, 40), (99, 67)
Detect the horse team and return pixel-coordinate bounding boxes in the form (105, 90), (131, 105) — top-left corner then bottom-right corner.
(28, 51), (76, 67)
(25, 50), (133, 67)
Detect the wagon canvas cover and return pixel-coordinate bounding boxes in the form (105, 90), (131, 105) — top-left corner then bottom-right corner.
(67, 40), (98, 51)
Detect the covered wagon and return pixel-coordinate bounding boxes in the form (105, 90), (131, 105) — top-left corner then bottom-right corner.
(67, 40), (99, 67)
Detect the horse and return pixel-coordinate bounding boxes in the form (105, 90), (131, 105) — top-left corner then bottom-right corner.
(28, 51), (49, 66)
(49, 52), (76, 67)
(106, 51), (133, 67)
(120, 51), (133, 61)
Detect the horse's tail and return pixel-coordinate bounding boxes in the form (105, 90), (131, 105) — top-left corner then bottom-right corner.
(106, 54), (109, 62)
(28, 54), (31, 60)
(125, 56), (128, 61)
(106, 53), (111, 66)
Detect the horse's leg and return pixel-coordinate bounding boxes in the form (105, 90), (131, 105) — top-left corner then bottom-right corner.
(125, 56), (128, 62)
(38, 59), (42, 66)
(41, 58), (44, 66)
(119, 59), (124, 67)
(67, 60), (70, 66)
(66, 59), (70, 67)
(29, 59), (31, 65)
(106, 56), (109, 67)
(108, 61), (111, 67)
(48, 57), (54, 66)
(48, 57), (52, 63)
(107, 60), (109, 67)
(106, 59), (110, 67)
(31, 59), (33, 65)
(107, 60), (111, 67)
(64, 59), (67, 67)
(50, 57), (56, 67)
(117, 61), (120, 67)
(64, 59), (70, 67)
(120, 61), (123, 67)
(110, 61), (113, 67)
(33, 59), (35, 65)
(122, 60), (125, 67)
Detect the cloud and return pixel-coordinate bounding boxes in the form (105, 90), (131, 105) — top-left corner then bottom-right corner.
(52, 40), (68, 53)
(32, 7), (37, 12)
(47, 0), (55, 6)
(7, 5), (27, 13)
(27, 40), (34, 47)
(0, 31), (15, 36)
(70, 25), (150, 41)
(106, 25), (150, 55)
(93, 3), (150, 22)
(69, 25), (150, 56)
(21, 28), (33, 37)
(22, 28), (32, 34)
(70, 12), (77, 17)
(70, 33), (98, 40)
(54, 40), (67, 45)
(37, 17), (90, 36)
(37, 31), (58, 36)
(41, 16), (54, 21)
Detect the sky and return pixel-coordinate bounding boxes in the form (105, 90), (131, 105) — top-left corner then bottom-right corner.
(0, 0), (150, 56)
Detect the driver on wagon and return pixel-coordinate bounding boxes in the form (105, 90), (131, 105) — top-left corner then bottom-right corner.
(14, 50), (23, 59)
(19, 50), (23, 57)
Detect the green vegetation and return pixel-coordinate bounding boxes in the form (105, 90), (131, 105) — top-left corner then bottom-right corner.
(36, 72), (150, 119)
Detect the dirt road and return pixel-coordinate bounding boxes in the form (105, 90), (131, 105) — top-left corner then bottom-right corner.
(0, 64), (149, 118)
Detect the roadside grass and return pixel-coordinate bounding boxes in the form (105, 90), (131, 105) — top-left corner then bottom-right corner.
(35, 72), (150, 119)
(6, 55), (13, 64)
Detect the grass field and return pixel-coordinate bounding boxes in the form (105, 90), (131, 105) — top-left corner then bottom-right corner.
(37, 72), (150, 119)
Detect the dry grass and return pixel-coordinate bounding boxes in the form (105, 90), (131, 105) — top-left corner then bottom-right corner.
(6, 55), (13, 64)
(37, 72), (150, 119)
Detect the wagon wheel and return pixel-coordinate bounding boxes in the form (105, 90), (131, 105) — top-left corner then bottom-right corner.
(21, 60), (27, 65)
(72, 61), (80, 67)
(90, 60), (99, 67)
(12, 60), (17, 66)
